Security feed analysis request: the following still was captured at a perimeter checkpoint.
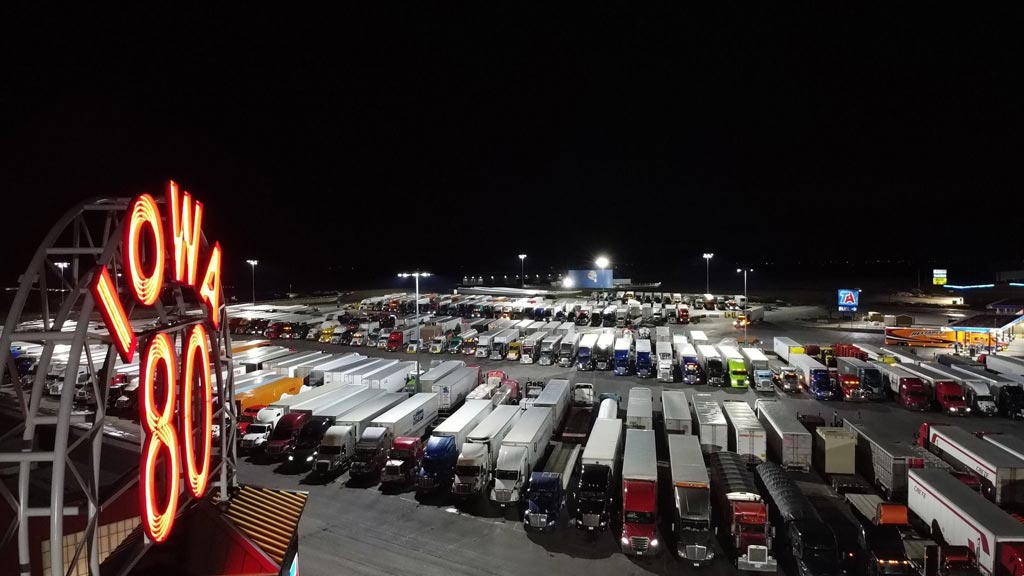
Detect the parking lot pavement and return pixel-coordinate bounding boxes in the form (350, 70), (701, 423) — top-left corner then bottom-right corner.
(234, 314), (1022, 576)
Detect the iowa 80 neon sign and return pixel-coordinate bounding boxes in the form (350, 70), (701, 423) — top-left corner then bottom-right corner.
(90, 181), (223, 543)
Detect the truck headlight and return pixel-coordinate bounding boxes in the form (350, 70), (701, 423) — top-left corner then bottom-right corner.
(965, 407), (971, 412)
(621, 537), (630, 545)
(306, 456), (313, 462)
(650, 539), (659, 547)
(287, 455), (293, 461)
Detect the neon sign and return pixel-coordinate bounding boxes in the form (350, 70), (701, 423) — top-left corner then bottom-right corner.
(90, 180), (223, 543)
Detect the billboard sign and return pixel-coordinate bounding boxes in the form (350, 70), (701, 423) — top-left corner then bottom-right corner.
(838, 289), (859, 312)
(933, 269), (948, 286)
(566, 269), (613, 289)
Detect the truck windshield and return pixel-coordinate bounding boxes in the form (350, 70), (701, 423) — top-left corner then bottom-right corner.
(738, 522), (766, 540)
(320, 445), (342, 455)
(679, 518), (710, 531)
(455, 464), (480, 476)
(731, 369), (747, 376)
(247, 424), (269, 435)
(296, 426), (324, 449)
(270, 425), (296, 441)
(977, 394), (994, 402)
(944, 394), (965, 403)
(495, 469), (519, 481)
(624, 510), (655, 524)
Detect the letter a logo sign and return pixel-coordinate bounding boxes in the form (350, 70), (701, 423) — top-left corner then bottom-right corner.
(842, 292), (856, 305)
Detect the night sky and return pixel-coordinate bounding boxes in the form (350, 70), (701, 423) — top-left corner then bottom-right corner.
(3, 6), (1023, 293)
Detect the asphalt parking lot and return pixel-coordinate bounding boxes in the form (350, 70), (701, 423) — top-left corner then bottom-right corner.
(232, 307), (1023, 576)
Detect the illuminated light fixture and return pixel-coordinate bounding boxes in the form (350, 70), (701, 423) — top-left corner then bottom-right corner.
(140, 333), (180, 543)
(181, 324), (212, 498)
(91, 267), (138, 363)
(562, 277), (574, 288)
(945, 284), (995, 290)
(199, 242), (223, 328)
(595, 256), (609, 269)
(124, 193), (165, 306)
(167, 180), (204, 286)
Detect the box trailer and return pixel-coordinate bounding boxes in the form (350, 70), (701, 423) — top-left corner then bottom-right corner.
(986, 355), (1024, 378)
(452, 405), (523, 497)
(754, 399), (811, 471)
(813, 427), (856, 476)
(662, 390), (692, 435)
(951, 365), (1024, 419)
(532, 379), (571, 431)
(982, 434), (1024, 462)
(296, 353), (364, 386)
(772, 337), (804, 364)
(234, 374), (304, 412)
(418, 360), (464, 393)
(721, 400), (767, 462)
(575, 418), (623, 531)
(741, 347), (774, 392)
(331, 392), (407, 439)
(907, 468), (1024, 576)
(692, 393), (727, 453)
(432, 366), (481, 415)
(270, 381), (359, 414)
(363, 362), (415, 393)
(626, 387), (654, 430)
(919, 424), (1024, 507)
(842, 419), (954, 501)
(835, 357), (885, 400)
(789, 353), (837, 400)
(689, 331), (708, 347)
(370, 392), (440, 439)
(270, 351), (327, 375)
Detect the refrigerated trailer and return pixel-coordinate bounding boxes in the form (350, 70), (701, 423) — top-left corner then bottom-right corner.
(492, 407), (554, 506)
(692, 393), (727, 453)
(907, 468), (1024, 576)
(662, 390), (692, 435)
(772, 337), (804, 364)
(370, 393), (440, 439)
(575, 418), (623, 531)
(432, 366), (481, 416)
(843, 419), (955, 501)
(722, 400), (767, 462)
(754, 400), (811, 471)
(986, 355), (1024, 379)
(452, 405), (523, 497)
(626, 387), (654, 430)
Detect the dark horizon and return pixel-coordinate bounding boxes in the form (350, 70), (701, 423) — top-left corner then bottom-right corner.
(3, 6), (1024, 291)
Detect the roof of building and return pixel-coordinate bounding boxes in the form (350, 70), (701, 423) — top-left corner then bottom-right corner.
(950, 314), (1023, 330)
(223, 485), (308, 565)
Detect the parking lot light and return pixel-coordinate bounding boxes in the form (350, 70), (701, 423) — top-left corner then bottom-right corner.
(702, 253), (714, 294)
(398, 271), (431, 387)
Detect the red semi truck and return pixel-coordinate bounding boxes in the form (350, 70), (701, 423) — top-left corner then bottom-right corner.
(871, 361), (931, 411)
(621, 429), (660, 557)
(900, 363), (969, 416)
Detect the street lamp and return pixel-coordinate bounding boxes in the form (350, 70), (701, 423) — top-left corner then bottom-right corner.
(737, 268), (753, 344)
(595, 256), (609, 270)
(246, 260), (258, 306)
(398, 271), (431, 390)
(518, 254), (527, 288)
(703, 253), (714, 294)
(562, 276), (574, 289)
(55, 261), (70, 307)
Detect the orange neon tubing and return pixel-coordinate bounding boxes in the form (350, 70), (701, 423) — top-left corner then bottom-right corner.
(167, 180), (204, 287)
(124, 193), (165, 306)
(140, 333), (179, 543)
(182, 324), (213, 497)
(91, 266), (138, 363)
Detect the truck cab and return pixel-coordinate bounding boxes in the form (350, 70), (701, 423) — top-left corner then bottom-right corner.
(492, 446), (528, 505)
(506, 340), (522, 362)
(382, 436), (423, 486)
(446, 336), (463, 354)
(622, 479), (659, 556)
(349, 426), (393, 481)
(386, 330), (405, 352)
(576, 463), (614, 531)
(770, 362), (801, 392)
(417, 435), (458, 493)
(287, 416), (333, 469)
(240, 407), (282, 452)
(429, 336), (447, 354)
(453, 443), (490, 497)
(237, 404), (266, 437)
(808, 369), (838, 400)
(377, 332), (391, 349)
(728, 359), (750, 388)
(962, 381), (997, 415)
(264, 412), (310, 460)
(524, 472), (565, 531)
(838, 374), (867, 401)
(934, 381), (969, 415)
(313, 425), (356, 476)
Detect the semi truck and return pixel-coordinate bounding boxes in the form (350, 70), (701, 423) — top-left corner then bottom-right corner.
(916, 423), (1024, 507)
(697, 344), (725, 386)
(986, 354), (1024, 379)
(735, 306), (764, 328)
(907, 468), (1024, 576)
(594, 332), (616, 371)
(576, 333), (599, 371)
(668, 434), (714, 566)
(871, 361), (930, 410)
(768, 360), (801, 393)
(789, 353), (837, 400)
(432, 366), (480, 417)
(722, 400), (768, 462)
(718, 345), (750, 389)
(692, 393), (728, 453)
(523, 441), (582, 531)
(531, 379), (572, 432)
(475, 331), (497, 359)
(656, 340), (675, 382)
(537, 334), (563, 366)
(635, 339), (653, 379)
(741, 348), (774, 393)
(575, 418), (623, 531)
(662, 390), (692, 435)
(490, 328), (520, 361)
(313, 393), (407, 476)
(621, 428), (660, 557)
(920, 361), (997, 415)
(417, 400), (493, 494)
(626, 387), (654, 430)
(418, 360), (464, 393)
(707, 451), (777, 572)
(491, 407), (554, 506)
(899, 363), (969, 416)
(517, 331), (545, 364)
(557, 333), (579, 368)
(678, 343), (700, 384)
(843, 494), (914, 574)
(950, 365), (1024, 419)
(835, 357), (885, 400)
(756, 461), (840, 576)
(754, 399), (811, 471)
(452, 405), (522, 497)
(614, 336), (634, 376)
(773, 337), (804, 364)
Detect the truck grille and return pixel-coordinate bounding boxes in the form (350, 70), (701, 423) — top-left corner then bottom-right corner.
(418, 477), (434, 489)
(748, 546), (768, 564)
(631, 537), (649, 552)
(581, 514), (600, 527)
(528, 515), (546, 528)
(315, 461), (329, 473)
(452, 483), (473, 494)
(684, 545), (708, 561)
(240, 440), (255, 448)
(493, 489), (512, 502)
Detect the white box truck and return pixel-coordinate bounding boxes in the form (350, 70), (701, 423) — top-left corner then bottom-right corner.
(721, 400), (767, 462)
(907, 468), (1024, 576)
(432, 366), (481, 416)
(741, 347), (775, 393)
(754, 399), (811, 471)
(626, 387), (654, 430)
(453, 405), (523, 497)
(491, 407), (554, 506)
(662, 390), (692, 435)
(419, 360), (464, 393)
(692, 393), (727, 453)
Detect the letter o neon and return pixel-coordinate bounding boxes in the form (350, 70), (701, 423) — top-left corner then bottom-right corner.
(125, 194), (165, 306)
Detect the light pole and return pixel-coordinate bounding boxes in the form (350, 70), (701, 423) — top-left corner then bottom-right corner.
(595, 256), (610, 296)
(399, 271), (431, 391)
(737, 268), (753, 344)
(703, 253), (714, 294)
(246, 260), (258, 306)
(518, 254), (527, 288)
(55, 261), (70, 307)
